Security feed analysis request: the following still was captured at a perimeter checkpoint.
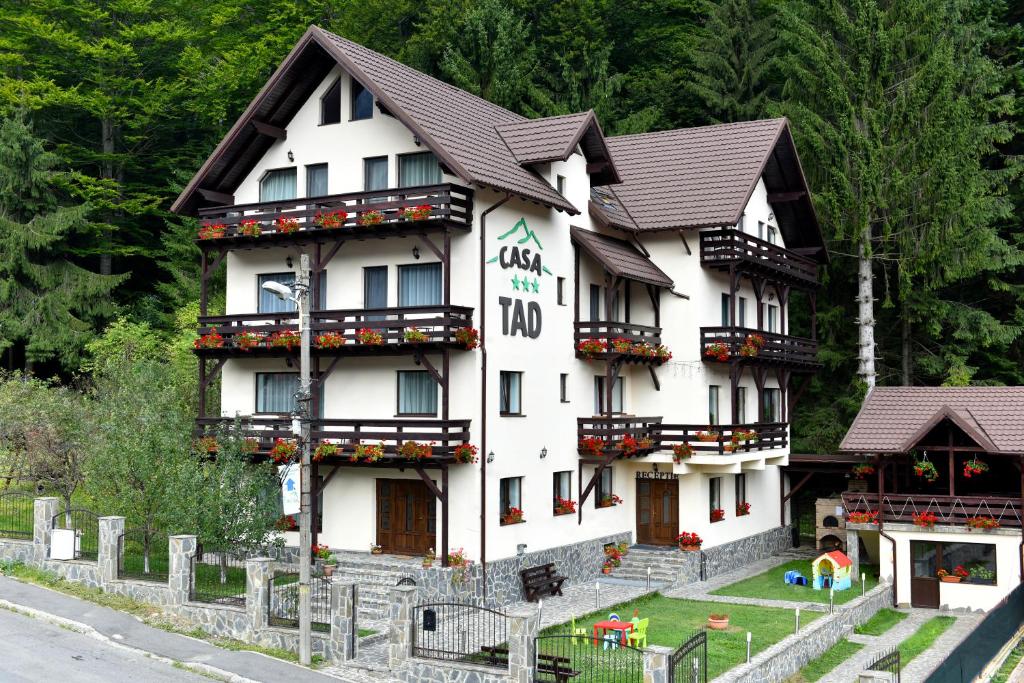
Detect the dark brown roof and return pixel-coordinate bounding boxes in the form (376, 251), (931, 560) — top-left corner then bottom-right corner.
(172, 26), (580, 215)
(496, 111), (619, 184)
(592, 119), (826, 257)
(570, 227), (673, 288)
(839, 387), (1024, 454)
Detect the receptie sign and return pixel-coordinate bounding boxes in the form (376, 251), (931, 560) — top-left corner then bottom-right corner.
(636, 471), (678, 480)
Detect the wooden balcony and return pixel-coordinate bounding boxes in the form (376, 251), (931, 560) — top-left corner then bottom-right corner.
(577, 416), (663, 460)
(576, 417), (787, 458)
(842, 492), (1023, 529)
(195, 183), (473, 247)
(195, 305), (474, 357)
(574, 321), (668, 365)
(196, 417), (472, 466)
(700, 327), (819, 369)
(700, 228), (818, 288)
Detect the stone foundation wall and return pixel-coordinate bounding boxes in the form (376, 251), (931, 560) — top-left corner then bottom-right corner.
(0, 539), (35, 564)
(702, 526), (792, 581)
(398, 659), (513, 683)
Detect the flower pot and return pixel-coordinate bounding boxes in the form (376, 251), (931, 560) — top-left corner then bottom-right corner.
(707, 616), (729, 630)
(940, 576), (961, 583)
(371, 548), (383, 555)
(602, 567), (611, 574)
(679, 544), (701, 552)
(323, 564), (336, 577)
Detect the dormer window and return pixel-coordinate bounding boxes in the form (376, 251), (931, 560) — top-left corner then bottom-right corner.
(351, 79), (373, 121)
(556, 175), (566, 195)
(320, 78), (341, 125)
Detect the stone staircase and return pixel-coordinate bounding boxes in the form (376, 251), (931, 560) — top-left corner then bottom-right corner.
(331, 554), (421, 623)
(609, 547), (692, 585)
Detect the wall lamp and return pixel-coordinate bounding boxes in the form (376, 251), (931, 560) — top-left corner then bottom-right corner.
(539, 447), (548, 459)
(287, 150), (295, 162)
(487, 451), (495, 463)
(412, 245), (420, 260)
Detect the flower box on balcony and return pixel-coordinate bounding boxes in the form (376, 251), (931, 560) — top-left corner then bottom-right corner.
(404, 327), (429, 343)
(235, 330), (266, 350)
(351, 442), (384, 463)
(268, 330), (301, 350)
(356, 328), (384, 345)
(315, 331), (346, 349)
(704, 342), (730, 361)
(358, 210), (384, 226)
(239, 219), (262, 237)
(401, 204), (432, 221)
(313, 210), (348, 229)
(455, 326), (479, 350)
(398, 440), (434, 460)
(198, 223), (226, 240)
(453, 443), (478, 464)
(275, 217), (300, 234)
(194, 329), (224, 349)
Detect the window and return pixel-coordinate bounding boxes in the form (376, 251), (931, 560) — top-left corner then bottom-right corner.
(320, 78), (341, 125)
(556, 175), (566, 195)
(709, 385), (720, 425)
(721, 293), (731, 326)
(767, 226), (778, 245)
(757, 221), (765, 240)
(256, 373), (299, 414)
(560, 373), (569, 403)
(398, 152), (442, 187)
(557, 277), (566, 305)
(500, 371), (523, 415)
(397, 371), (437, 415)
(595, 468), (613, 508)
(553, 471), (571, 512)
(398, 262), (442, 306)
(709, 477), (721, 514)
(499, 477), (522, 523)
(594, 376), (623, 415)
(766, 304), (779, 333)
(364, 266), (388, 310)
(911, 541), (996, 585)
(589, 284), (601, 321)
(259, 168), (297, 202)
(738, 297), (747, 328)
(763, 387), (781, 422)
(351, 79), (374, 120)
(736, 387), (747, 424)
(364, 156), (388, 192)
(735, 473), (747, 505)
(259, 272), (296, 313)
(306, 164), (328, 197)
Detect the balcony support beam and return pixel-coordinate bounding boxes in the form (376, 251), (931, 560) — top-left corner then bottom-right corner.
(647, 365), (660, 392)
(412, 464), (449, 567)
(250, 120), (287, 140)
(578, 456), (614, 525)
(317, 240), (346, 272)
(788, 373), (812, 416)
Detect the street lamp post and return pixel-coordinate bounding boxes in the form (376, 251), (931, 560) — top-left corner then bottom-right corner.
(262, 252), (313, 665)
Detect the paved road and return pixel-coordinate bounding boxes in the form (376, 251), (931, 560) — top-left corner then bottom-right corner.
(0, 606), (207, 682)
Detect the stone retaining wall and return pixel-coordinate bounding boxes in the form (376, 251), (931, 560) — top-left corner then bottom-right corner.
(701, 526), (792, 581)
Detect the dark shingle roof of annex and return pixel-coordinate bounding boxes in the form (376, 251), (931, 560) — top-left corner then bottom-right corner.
(570, 227), (673, 288)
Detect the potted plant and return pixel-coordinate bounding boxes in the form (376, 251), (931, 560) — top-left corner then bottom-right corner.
(696, 430), (720, 443)
(315, 331), (346, 349)
(275, 216), (301, 234)
(637, 436), (654, 450)
(601, 560), (612, 574)
(677, 531), (702, 551)
(197, 436), (218, 454)
(371, 543), (383, 556)
(313, 440), (339, 462)
(268, 330), (301, 350)
(576, 338), (608, 358)
(194, 328), (225, 349)
(966, 516), (1000, 531)
(610, 338), (633, 354)
(736, 501), (751, 516)
(241, 437), (260, 455)
(501, 506), (525, 525)
(963, 458), (989, 478)
(198, 223), (226, 240)
(355, 328), (384, 345)
(673, 443), (694, 462)
(312, 543), (332, 570)
(554, 497), (577, 515)
(654, 345), (672, 362)
(454, 326), (480, 350)
(399, 440), (434, 460)
(704, 342), (730, 361)
(322, 553), (338, 577)
(422, 548), (435, 568)
(847, 510), (879, 525)
(969, 565), (995, 584)
(710, 508), (725, 523)
(400, 204), (433, 221)
(912, 511), (938, 528)
(313, 210), (348, 228)
(404, 327), (429, 343)
(275, 514), (297, 531)
(632, 341), (655, 358)
(235, 329), (265, 350)
(616, 542), (629, 555)
(707, 614), (729, 630)
(352, 442), (384, 463)
(358, 209), (384, 225)
(239, 219), (262, 237)
(453, 443), (479, 464)
(938, 566), (968, 583)
(738, 333), (765, 357)
(851, 463), (876, 479)
(599, 494), (623, 508)
(270, 438), (298, 464)
(447, 548), (472, 585)
(618, 435), (639, 456)
(913, 458), (939, 483)
(579, 436), (605, 456)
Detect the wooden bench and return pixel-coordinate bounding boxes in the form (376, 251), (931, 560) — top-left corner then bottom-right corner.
(480, 646), (579, 682)
(520, 563), (566, 602)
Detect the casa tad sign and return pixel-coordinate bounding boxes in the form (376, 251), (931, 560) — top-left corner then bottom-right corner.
(487, 218), (553, 339)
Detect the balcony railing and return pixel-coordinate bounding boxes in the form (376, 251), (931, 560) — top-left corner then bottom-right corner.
(700, 228), (818, 287)
(196, 417), (471, 464)
(195, 305), (474, 355)
(701, 327), (819, 368)
(576, 418), (787, 456)
(574, 322), (667, 364)
(195, 183), (473, 242)
(842, 492), (1023, 529)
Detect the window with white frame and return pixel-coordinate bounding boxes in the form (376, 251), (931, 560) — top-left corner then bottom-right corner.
(398, 152), (442, 187)
(763, 387), (782, 422)
(766, 304), (779, 333)
(364, 156), (388, 192)
(709, 385), (720, 425)
(594, 376), (623, 415)
(398, 262), (442, 307)
(560, 373), (569, 403)
(720, 293), (730, 326)
(256, 373), (299, 414)
(596, 467), (614, 508)
(397, 370), (438, 416)
(553, 471), (571, 512)
(259, 168), (296, 202)
(709, 477), (722, 517)
(737, 387), (747, 424)
(499, 477), (522, 523)
(306, 163), (328, 197)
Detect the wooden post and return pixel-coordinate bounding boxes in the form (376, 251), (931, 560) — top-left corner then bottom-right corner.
(200, 250), (208, 316)
(198, 359), (207, 418)
(443, 229), (451, 307)
(441, 465), (449, 569)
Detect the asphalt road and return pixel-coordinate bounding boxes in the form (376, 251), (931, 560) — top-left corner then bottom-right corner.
(0, 607), (209, 682)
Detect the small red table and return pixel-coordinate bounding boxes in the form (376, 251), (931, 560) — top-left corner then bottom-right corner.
(592, 620), (633, 646)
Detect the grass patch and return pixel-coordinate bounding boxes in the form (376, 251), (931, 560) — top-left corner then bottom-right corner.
(789, 638), (863, 682)
(994, 637), (1024, 683)
(711, 560), (878, 605)
(898, 616), (956, 665)
(855, 608), (908, 636)
(544, 592), (819, 679)
(358, 628), (376, 638)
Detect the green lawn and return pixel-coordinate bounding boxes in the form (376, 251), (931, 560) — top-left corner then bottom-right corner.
(544, 593), (819, 680)
(994, 638), (1024, 683)
(898, 616), (955, 665)
(791, 638), (864, 682)
(855, 608), (908, 636)
(711, 560), (878, 605)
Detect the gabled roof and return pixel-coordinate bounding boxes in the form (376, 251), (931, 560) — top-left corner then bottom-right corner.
(591, 119), (826, 259)
(839, 387), (1024, 454)
(818, 551), (852, 569)
(569, 227), (673, 288)
(496, 111), (619, 184)
(172, 26), (582, 216)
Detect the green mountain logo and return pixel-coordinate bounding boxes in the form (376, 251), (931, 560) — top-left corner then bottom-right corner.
(498, 218), (543, 250)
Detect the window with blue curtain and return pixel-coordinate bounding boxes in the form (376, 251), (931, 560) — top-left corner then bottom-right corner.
(306, 164), (328, 197)
(259, 273), (296, 313)
(397, 371), (437, 415)
(364, 157), (388, 191)
(259, 168), (297, 202)
(398, 152), (442, 187)
(398, 263), (441, 307)
(499, 371), (522, 415)
(351, 79), (374, 120)
(256, 373), (299, 413)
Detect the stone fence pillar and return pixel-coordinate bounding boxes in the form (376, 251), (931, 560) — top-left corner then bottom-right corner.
(329, 578), (357, 662)
(97, 516), (125, 585)
(246, 557), (273, 636)
(643, 645), (673, 683)
(168, 535), (197, 605)
(506, 604), (539, 683)
(388, 584), (416, 669)
(846, 529), (860, 582)
(32, 497), (60, 563)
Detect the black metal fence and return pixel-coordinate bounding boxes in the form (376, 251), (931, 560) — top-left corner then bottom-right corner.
(50, 508), (100, 561)
(412, 602), (509, 666)
(534, 634), (644, 682)
(190, 544), (247, 606)
(117, 528), (170, 583)
(669, 629), (707, 683)
(0, 491), (34, 540)
(868, 647), (900, 683)
(926, 583), (1024, 682)
(267, 572), (331, 633)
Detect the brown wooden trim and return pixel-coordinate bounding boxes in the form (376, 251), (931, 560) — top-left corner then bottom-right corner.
(198, 188), (234, 205)
(782, 471), (813, 504)
(251, 120), (287, 140)
(767, 190), (807, 203)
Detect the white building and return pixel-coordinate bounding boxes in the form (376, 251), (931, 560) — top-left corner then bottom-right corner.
(172, 26), (827, 572)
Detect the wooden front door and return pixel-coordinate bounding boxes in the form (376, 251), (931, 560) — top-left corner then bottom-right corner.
(376, 479), (436, 555)
(910, 540), (941, 608)
(636, 478), (679, 545)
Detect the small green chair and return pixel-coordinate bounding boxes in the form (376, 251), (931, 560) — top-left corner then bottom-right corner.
(628, 618), (649, 649)
(570, 617), (588, 644)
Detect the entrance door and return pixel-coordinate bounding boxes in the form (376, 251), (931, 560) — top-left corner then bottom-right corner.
(910, 541), (940, 608)
(636, 478), (679, 545)
(376, 479), (436, 555)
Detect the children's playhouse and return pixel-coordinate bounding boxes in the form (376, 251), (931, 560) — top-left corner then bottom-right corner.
(812, 551), (853, 591)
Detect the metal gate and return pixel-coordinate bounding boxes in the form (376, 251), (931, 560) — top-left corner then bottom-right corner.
(669, 629), (707, 683)
(534, 634), (644, 682)
(868, 647), (900, 683)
